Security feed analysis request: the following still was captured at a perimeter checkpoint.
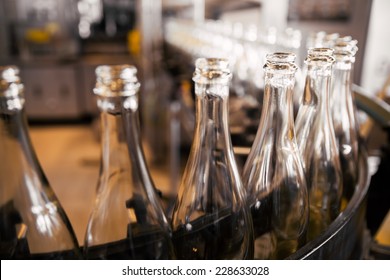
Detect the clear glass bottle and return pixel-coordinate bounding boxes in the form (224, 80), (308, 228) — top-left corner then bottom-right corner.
(331, 41), (360, 201)
(171, 58), (253, 260)
(295, 49), (343, 241)
(0, 66), (80, 259)
(295, 48), (334, 151)
(84, 65), (175, 260)
(242, 53), (308, 260)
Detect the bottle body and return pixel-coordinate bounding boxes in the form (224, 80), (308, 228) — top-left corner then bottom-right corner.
(243, 53), (308, 259)
(171, 58), (253, 260)
(84, 65), (174, 260)
(295, 50), (343, 241)
(0, 66), (80, 259)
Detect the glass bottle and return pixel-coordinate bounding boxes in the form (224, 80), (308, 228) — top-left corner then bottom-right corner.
(295, 49), (343, 241)
(171, 58), (253, 260)
(242, 53), (308, 260)
(0, 66), (80, 259)
(331, 41), (360, 201)
(84, 65), (174, 260)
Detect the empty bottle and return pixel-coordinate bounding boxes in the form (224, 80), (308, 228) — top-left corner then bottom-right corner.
(295, 49), (343, 241)
(242, 52), (309, 259)
(331, 40), (360, 201)
(84, 65), (175, 260)
(171, 58), (254, 260)
(0, 66), (80, 259)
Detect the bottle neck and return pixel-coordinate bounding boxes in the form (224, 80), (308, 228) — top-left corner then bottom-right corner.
(97, 95), (163, 217)
(307, 65), (333, 126)
(0, 96), (44, 202)
(1, 96), (29, 140)
(261, 72), (296, 144)
(331, 60), (354, 117)
(333, 58), (353, 90)
(97, 94), (143, 183)
(121, 95), (160, 202)
(94, 65), (143, 182)
(193, 83), (231, 151)
(99, 108), (130, 177)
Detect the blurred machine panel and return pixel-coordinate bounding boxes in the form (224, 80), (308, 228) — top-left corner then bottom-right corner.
(21, 65), (83, 119)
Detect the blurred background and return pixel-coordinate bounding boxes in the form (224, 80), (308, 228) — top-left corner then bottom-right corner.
(0, 0), (389, 255)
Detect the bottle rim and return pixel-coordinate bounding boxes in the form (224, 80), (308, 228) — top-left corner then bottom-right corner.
(193, 57), (232, 84)
(95, 64), (138, 80)
(333, 40), (358, 58)
(94, 64), (140, 97)
(264, 52), (298, 74)
(306, 48), (336, 67)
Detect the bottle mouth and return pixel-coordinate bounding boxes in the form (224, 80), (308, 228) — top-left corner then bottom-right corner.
(96, 65), (138, 81)
(264, 52), (297, 74)
(195, 58), (229, 71)
(193, 58), (232, 84)
(94, 64), (140, 97)
(333, 40), (358, 58)
(305, 47), (335, 67)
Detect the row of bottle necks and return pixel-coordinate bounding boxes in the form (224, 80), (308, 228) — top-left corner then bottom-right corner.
(1, 40), (361, 260)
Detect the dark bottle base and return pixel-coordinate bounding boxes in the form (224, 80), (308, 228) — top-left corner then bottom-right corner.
(250, 198), (306, 259)
(172, 210), (251, 260)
